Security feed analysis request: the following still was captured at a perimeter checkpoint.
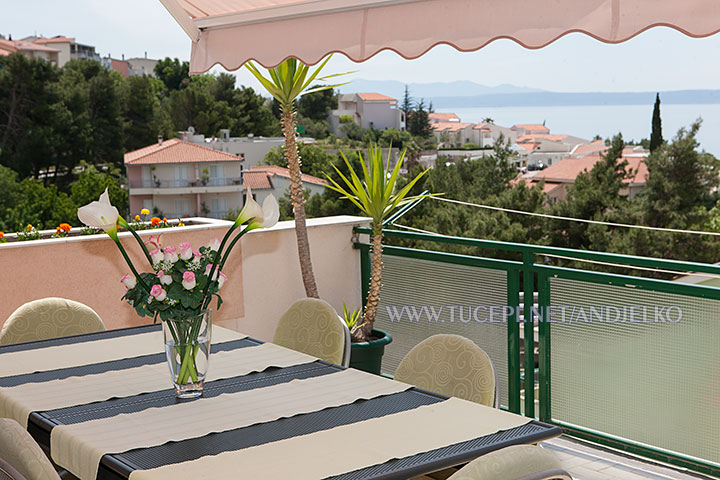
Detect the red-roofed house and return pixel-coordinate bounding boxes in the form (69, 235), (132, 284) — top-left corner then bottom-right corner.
(245, 165), (328, 208)
(570, 139), (610, 158)
(125, 138), (245, 218)
(512, 124), (551, 136)
(518, 150), (649, 202)
(21, 35), (100, 66)
(0, 38), (59, 64)
(471, 121), (516, 147)
(432, 122), (475, 147)
(330, 92), (405, 134)
(428, 113), (460, 124)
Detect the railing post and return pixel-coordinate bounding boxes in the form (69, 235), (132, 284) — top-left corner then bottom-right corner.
(522, 251), (535, 418)
(507, 269), (521, 414)
(537, 272), (551, 422)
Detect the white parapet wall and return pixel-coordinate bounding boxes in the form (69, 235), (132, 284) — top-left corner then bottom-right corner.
(0, 216), (370, 341)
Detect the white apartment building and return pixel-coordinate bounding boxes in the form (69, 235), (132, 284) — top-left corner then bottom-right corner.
(178, 128), (315, 169)
(330, 93), (405, 134)
(22, 36), (101, 67)
(242, 165), (327, 207)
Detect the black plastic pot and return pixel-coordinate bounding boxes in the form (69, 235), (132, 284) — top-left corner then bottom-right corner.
(349, 329), (392, 374)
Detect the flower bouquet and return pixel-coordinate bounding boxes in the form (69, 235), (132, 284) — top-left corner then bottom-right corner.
(78, 188), (279, 398)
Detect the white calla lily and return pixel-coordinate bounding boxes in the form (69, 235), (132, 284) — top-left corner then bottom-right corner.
(234, 187), (264, 226)
(78, 188), (119, 235)
(257, 194), (279, 228)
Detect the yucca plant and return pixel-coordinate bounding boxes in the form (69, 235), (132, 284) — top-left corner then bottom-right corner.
(245, 56), (348, 298)
(325, 145), (437, 341)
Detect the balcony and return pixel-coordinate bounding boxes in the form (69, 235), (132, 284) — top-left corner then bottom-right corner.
(0, 216), (717, 479)
(129, 178), (243, 195)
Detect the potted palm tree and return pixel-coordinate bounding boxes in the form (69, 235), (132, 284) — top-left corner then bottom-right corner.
(326, 145), (436, 373)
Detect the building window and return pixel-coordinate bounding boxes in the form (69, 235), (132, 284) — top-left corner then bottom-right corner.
(174, 166), (189, 187)
(208, 164), (225, 186)
(174, 198), (191, 216)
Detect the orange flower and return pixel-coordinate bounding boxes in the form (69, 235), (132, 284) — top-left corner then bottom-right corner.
(151, 217), (161, 226)
(59, 223), (71, 232)
(0, 232), (4, 238)
(162, 217), (168, 223)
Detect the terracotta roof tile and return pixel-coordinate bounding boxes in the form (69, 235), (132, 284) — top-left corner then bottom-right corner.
(357, 93), (397, 102)
(250, 165), (327, 186)
(124, 138), (242, 165)
(34, 36), (75, 44)
(429, 113), (460, 121)
(526, 153), (648, 185)
(242, 171), (273, 190)
(517, 134), (568, 143)
(572, 140), (609, 157)
(431, 122), (474, 132)
(514, 124), (550, 133)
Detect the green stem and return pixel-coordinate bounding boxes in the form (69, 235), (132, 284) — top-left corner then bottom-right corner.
(201, 224), (253, 311)
(118, 217), (153, 266)
(201, 223), (240, 302)
(112, 237), (151, 294)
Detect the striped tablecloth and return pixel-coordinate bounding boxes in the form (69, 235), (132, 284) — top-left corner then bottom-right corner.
(0, 324), (559, 480)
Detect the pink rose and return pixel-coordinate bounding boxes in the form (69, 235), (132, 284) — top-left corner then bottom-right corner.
(217, 272), (228, 289)
(205, 264), (219, 281)
(163, 245), (179, 262)
(150, 249), (164, 264)
(206, 238), (221, 251)
(121, 273), (136, 289)
(157, 269), (172, 286)
(182, 271), (196, 290)
(150, 284), (167, 301)
(179, 242), (193, 260)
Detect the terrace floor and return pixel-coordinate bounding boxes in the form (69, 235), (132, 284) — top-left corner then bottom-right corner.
(542, 436), (716, 480)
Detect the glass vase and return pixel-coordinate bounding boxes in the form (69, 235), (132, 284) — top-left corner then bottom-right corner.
(163, 310), (212, 399)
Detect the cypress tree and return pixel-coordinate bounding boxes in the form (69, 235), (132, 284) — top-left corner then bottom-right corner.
(650, 93), (663, 152)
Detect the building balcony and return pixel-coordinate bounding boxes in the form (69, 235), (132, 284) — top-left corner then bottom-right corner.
(0, 216), (717, 479)
(129, 178), (243, 195)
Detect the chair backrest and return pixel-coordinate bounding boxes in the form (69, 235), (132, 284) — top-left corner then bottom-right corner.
(0, 298), (105, 345)
(394, 334), (496, 407)
(448, 445), (571, 480)
(272, 298), (346, 366)
(0, 419), (60, 480)
(337, 315), (352, 368)
(0, 457), (28, 480)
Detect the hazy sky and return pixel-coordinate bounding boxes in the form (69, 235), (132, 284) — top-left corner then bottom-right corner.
(5, 0), (720, 94)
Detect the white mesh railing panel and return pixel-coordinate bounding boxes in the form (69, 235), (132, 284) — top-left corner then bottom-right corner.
(373, 254), (510, 407)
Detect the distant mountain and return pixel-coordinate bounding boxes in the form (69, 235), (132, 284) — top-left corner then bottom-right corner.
(429, 90), (720, 108)
(337, 79), (545, 101)
(336, 80), (720, 107)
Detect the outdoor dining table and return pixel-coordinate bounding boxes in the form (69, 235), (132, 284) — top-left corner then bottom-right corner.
(0, 323), (560, 480)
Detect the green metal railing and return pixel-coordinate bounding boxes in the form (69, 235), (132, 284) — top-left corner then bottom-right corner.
(354, 226), (720, 477)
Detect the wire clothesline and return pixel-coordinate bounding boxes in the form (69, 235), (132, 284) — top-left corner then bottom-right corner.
(387, 222), (720, 280)
(382, 195), (720, 279)
(428, 196), (720, 237)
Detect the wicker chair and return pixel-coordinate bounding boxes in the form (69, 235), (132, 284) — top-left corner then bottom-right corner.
(0, 298), (105, 345)
(447, 445), (572, 480)
(273, 298), (348, 366)
(0, 419), (60, 480)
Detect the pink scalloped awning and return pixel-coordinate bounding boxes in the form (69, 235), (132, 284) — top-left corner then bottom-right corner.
(158, 0), (720, 74)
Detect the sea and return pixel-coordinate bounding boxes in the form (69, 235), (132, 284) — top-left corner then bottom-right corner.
(447, 104), (720, 157)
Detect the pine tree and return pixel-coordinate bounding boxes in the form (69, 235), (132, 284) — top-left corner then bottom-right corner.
(401, 85), (412, 114)
(650, 93), (663, 152)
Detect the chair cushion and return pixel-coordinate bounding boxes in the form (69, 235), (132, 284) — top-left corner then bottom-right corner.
(448, 445), (565, 480)
(272, 298), (345, 365)
(0, 298), (105, 345)
(0, 419), (60, 480)
(394, 334), (495, 406)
